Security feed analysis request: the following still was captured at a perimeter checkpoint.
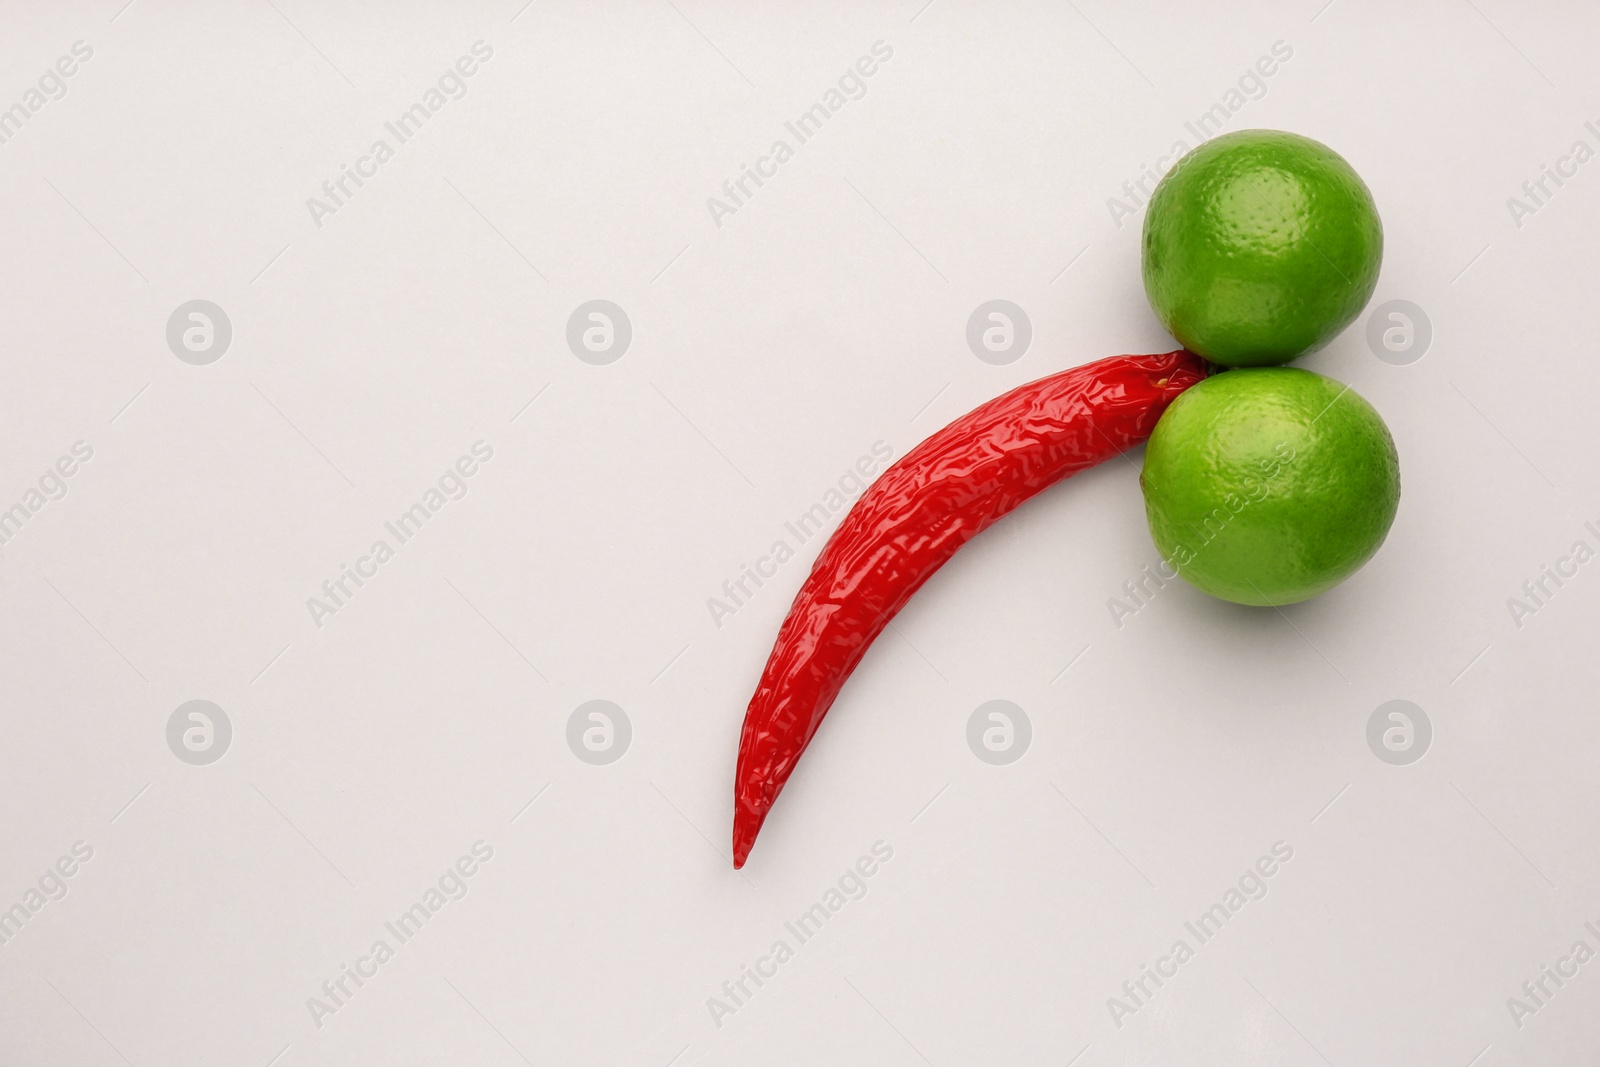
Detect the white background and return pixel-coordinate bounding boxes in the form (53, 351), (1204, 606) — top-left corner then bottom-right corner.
(0, 1), (1595, 1064)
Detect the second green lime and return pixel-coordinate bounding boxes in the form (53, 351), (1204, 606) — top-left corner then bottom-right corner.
(1140, 368), (1399, 606)
(1142, 130), (1383, 367)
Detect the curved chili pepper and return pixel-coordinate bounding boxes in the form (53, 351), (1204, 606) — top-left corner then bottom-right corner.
(732, 349), (1208, 867)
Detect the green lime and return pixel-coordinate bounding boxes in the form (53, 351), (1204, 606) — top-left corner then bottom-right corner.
(1142, 130), (1383, 367)
(1140, 368), (1399, 606)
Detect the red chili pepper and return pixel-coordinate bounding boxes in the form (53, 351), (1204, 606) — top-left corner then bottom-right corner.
(732, 349), (1208, 867)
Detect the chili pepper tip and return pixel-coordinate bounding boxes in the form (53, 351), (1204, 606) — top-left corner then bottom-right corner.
(732, 819), (759, 868)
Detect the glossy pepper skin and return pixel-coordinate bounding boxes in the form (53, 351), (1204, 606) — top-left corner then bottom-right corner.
(733, 350), (1208, 867)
